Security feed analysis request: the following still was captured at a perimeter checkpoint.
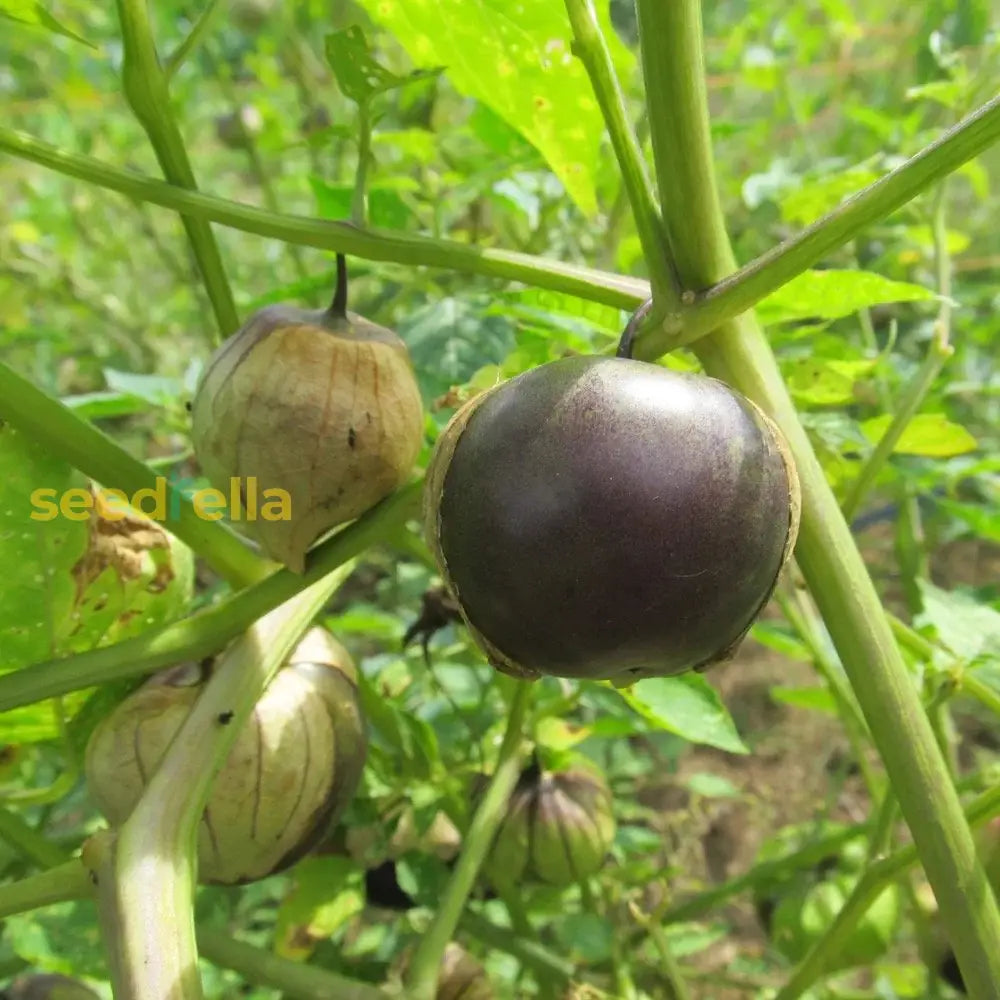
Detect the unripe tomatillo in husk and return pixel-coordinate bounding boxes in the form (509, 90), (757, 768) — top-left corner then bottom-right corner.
(487, 760), (615, 887)
(424, 341), (800, 683)
(84, 628), (365, 885)
(437, 942), (494, 1000)
(191, 255), (424, 572)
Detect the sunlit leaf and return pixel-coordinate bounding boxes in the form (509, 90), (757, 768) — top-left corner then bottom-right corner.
(757, 269), (934, 325)
(0, 1), (94, 47)
(355, 0), (607, 213)
(860, 413), (977, 457)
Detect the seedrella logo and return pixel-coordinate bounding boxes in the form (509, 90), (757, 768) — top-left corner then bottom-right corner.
(29, 470), (292, 523)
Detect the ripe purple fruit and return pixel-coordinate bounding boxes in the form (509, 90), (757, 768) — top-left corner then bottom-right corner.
(424, 355), (799, 684)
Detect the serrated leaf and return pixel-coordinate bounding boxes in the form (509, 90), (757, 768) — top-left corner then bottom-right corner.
(860, 413), (977, 457)
(275, 855), (366, 960)
(617, 675), (747, 754)
(355, 0), (609, 214)
(916, 581), (1000, 662)
(324, 25), (443, 104)
(757, 269), (934, 325)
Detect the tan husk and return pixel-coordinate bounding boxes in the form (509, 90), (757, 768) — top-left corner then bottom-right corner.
(192, 302), (423, 572)
(84, 627), (366, 885)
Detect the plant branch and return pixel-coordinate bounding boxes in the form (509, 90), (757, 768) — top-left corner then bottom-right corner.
(165, 0), (226, 79)
(116, 0), (239, 338)
(0, 482), (421, 713)
(774, 782), (1000, 1000)
(635, 2), (1000, 996)
(352, 101), (372, 229)
(655, 93), (1000, 354)
(404, 682), (533, 1000)
(0, 860), (91, 920)
(0, 359), (269, 590)
(197, 927), (389, 1000)
(0, 807), (71, 870)
(563, 0), (678, 308)
(460, 909), (575, 983)
(0, 127), (648, 310)
(85, 567), (353, 1000)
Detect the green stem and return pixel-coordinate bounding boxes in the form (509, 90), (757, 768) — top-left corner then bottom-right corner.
(352, 101), (372, 229)
(774, 782), (1000, 1000)
(0, 359), (269, 590)
(962, 674), (1000, 719)
(866, 791), (899, 863)
(562, 0), (677, 307)
(663, 823), (870, 925)
(842, 321), (953, 520)
(0, 860), (91, 920)
(0, 807), (70, 869)
(197, 927), (388, 1000)
(165, 0), (226, 79)
(659, 93), (1000, 354)
(116, 0), (239, 338)
(404, 683), (532, 1000)
(0, 482), (421, 713)
(634, 3), (1000, 997)
(459, 909), (574, 984)
(87, 568), (353, 1000)
(0, 127), (647, 310)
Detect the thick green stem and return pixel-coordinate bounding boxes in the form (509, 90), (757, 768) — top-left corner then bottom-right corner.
(404, 683), (532, 1000)
(774, 783), (1000, 1000)
(634, 2), (1000, 997)
(0, 127), (647, 310)
(0, 360), (269, 590)
(0, 482), (421, 713)
(562, 0), (677, 307)
(86, 568), (353, 1000)
(0, 860), (91, 920)
(116, 0), (239, 337)
(197, 927), (388, 1000)
(658, 93), (1000, 353)
(352, 101), (372, 229)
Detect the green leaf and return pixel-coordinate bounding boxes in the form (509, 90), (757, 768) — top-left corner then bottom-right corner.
(324, 25), (443, 105)
(785, 357), (876, 407)
(935, 499), (1000, 544)
(684, 772), (741, 798)
(757, 269), (934, 325)
(309, 177), (413, 229)
(618, 675), (747, 754)
(916, 581), (1000, 662)
(274, 855), (366, 960)
(552, 912), (613, 963)
(354, 0), (607, 214)
(102, 368), (184, 407)
(770, 685), (839, 716)
(4, 900), (107, 978)
(0, 424), (89, 672)
(0, 1), (94, 47)
(860, 413), (977, 457)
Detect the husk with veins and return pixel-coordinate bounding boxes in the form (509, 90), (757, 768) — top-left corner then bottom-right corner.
(191, 305), (424, 573)
(84, 628), (366, 885)
(487, 765), (616, 888)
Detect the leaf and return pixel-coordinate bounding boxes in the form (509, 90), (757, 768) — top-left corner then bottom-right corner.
(0, 1), (94, 47)
(757, 269), (934, 325)
(324, 25), (443, 105)
(860, 413), (977, 457)
(0, 424), (89, 673)
(4, 900), (107, 978)
(309, 177), (413, 229)
(274, 855), (366, 960)
(785, 357), (876, 407)
(62, 391), (154, 419)
(770, 685), (839, 716)
(354, 0), (608, 214)
(618, 675), (747, 754)
(552, 912), (614, 963)
(102, 368), (185, 407)
(915, 581), (1000, 662)
(684, 772), (741, 798)
(935, 499), (1000, 544)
